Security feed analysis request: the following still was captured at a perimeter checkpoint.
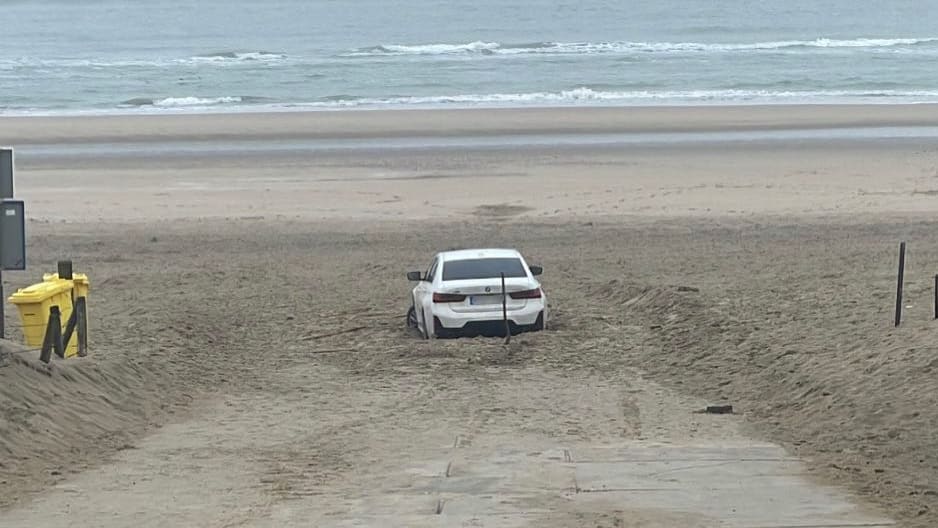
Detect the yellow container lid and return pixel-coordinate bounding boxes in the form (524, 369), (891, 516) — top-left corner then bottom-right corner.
(10, 278), (75, 304)
(42, 272), (90, 286)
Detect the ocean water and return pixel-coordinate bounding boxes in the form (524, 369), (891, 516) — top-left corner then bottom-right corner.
(2, 0), (937, 114)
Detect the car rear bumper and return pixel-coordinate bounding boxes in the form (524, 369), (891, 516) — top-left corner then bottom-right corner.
(435, 316), (542, 338)
(431, 302), (545, 337)
(434, 303), (543, 329)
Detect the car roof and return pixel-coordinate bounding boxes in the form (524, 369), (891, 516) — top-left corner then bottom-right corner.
(438, 248), (523, 262)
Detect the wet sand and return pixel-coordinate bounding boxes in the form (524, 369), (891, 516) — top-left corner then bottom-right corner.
(6, 104), (938, 144)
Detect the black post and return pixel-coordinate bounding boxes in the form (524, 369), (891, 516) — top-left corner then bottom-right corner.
(39, 324), (52, 364)
(49, 306), (64, 359)
(40, 306), (60, 363)
(895, 242), (906, 327)
(57, 260), (73, 280)
(501, 272), (510, 343)
(76, 297), (88, 356)
(934, 274), (937, 321)
(62, 307), (77, 352)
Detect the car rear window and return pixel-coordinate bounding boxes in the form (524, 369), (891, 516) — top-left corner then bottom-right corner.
(442, 258), (527, 281)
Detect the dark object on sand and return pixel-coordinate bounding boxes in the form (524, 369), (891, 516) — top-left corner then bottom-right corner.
(895, 241), (905, 327)
(57, 260), (73, 280)
(501, 272), (510, 345)
(703, 405), (734, 414)
(677, 285), (699, 293)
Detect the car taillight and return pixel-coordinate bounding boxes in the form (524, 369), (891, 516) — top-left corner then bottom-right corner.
(509, 288), (542, 300)
(433, 292), (466, 303)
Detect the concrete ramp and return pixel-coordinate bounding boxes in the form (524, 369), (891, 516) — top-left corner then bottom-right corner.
(0, 365), (894, 528)
(570, 444), (891, 527)
(401, 441), (892, 528)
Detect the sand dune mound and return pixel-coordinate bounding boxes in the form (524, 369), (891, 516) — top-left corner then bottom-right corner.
(609, 275), (938, 524)
(0, 344), (165, 508)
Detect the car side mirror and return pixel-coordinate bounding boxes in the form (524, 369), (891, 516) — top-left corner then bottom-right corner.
(529, 265), (543, 276)
(406, 271), (423, 281)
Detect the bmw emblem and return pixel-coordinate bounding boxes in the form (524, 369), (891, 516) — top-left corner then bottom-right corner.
(484, 286), (491, 292)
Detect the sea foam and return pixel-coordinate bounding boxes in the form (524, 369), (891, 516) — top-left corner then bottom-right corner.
(347, 37), (938, 57)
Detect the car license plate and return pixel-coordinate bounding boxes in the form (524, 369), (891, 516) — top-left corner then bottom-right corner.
(470, 295), (501, 306)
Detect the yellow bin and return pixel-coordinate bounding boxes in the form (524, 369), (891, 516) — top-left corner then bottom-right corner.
(44, 273), (91, 351)
(42, 273), (90, 355)
(10, 278), (79, 357)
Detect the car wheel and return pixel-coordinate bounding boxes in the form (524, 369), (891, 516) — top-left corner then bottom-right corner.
(406, 305), (418, 329)
(532, 312), (544, 332)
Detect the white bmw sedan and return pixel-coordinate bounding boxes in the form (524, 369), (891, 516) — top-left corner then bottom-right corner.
(407, 248), (548, 338)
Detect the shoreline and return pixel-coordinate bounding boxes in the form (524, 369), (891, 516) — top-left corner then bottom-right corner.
(6, 98), (938, 119)
(4, 103), (938, 145)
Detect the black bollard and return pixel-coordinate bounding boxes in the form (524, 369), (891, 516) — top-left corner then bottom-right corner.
(895, 242), (906, 327)
(57, 260), (73, 280)
(77, 297), (88, 357)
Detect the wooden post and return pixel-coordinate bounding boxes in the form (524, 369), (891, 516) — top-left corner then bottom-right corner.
(39, 307), (54, 364)
(77, 297), (88, 357)
(934, 274), (937, 320)
(40, 306), (63, 362)
(501, 272), (510, 344)
(57, 260), (73, 280)
(895, 242), (906, 327)
(50, 306), (64, 359)
(62, 307), (77, 351)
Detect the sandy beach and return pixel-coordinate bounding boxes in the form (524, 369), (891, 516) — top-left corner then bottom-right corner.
(1, 105), (937, 526)
(8, 104), (938, 144)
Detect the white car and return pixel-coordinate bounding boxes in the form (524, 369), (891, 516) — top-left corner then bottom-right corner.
(406, 248), (548, 338)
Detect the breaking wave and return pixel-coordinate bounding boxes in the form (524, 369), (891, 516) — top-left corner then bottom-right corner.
(120, 96), (269, 108)
(187, 51), (288, 63)
(347, 37), (938, 57)
(0, 51), (288, 70)
(112, 88), (938, 113)
(350, 41), (502, 56)
(301, 87), (938, 107)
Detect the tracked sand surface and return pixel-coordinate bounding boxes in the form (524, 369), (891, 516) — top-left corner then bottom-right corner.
(1, 107), (936, 526)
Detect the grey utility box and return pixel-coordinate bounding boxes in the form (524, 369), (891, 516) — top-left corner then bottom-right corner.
(0, 149), (13, 200)
(0, 200), (25, 270)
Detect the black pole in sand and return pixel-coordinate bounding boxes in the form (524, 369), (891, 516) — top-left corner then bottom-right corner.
(501, 272), (510, 344)
(895, 242), (906, 327)
(934, 274), (937, 320)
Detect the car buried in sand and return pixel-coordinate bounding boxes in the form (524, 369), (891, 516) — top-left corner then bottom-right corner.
(406, 248), (548, 338)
